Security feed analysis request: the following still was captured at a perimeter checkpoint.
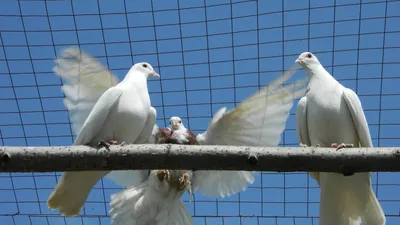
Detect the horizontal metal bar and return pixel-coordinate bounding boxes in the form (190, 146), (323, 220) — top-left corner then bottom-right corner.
(0, 144), (399, 173)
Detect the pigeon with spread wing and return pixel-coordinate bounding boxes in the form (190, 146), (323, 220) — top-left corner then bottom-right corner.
(47, 47), (159, 216)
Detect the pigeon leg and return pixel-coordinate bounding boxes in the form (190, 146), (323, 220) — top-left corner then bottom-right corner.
(331, 143), (354, 151)
(97, 140), (118, 151)
(178, 173), (191, 190)
(156, 169), (170, 182)
(178, 173), (193, 201)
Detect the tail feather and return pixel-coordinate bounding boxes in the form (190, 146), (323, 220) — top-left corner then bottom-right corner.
(360, 185), (386, 225)
(173, 201), (194, 225)
(47, 171), (109, 216)
(110, 175), (194, 225)
(318, 172), (385, 225)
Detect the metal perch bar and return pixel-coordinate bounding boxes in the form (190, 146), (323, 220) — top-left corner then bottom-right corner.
(0, 144), (399, 173)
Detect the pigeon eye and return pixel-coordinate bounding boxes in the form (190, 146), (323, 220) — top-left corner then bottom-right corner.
(307, 53), (312, 58)
(142, 64), (148, 68)
(179, 121), (182, 124)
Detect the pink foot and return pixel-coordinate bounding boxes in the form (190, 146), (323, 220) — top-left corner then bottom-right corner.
(331, 143), (354, 151)
(97, 140), (119, 151)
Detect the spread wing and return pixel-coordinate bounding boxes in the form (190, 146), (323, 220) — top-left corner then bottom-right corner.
(54, 47), (119, 136)
(192, 67), (307, 197)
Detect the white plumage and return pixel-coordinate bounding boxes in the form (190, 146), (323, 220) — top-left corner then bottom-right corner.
(193, 65), (307, 198)
(109, 117), (195, 225)
(295, 52), (385, 225)
(110, 170), (194, 225)
(47, 47), (159, 216)
(106, 124), (160, 188)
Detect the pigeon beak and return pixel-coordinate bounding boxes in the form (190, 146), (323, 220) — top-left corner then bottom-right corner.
(295, 58), (302, 64)
(150, 72), (160, 78)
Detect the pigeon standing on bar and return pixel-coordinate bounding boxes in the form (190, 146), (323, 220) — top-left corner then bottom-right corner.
(295, 52), (385, 225)
(47, 47), (159, 216)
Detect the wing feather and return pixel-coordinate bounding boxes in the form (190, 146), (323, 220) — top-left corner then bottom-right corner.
(73, 87), (122, 145)
(193, 66), (307, 197)
(199, 66), (307, 147)
(54, 47), (119, 136)
(296, 96), (319, 182)
(342, 88), (373, 147)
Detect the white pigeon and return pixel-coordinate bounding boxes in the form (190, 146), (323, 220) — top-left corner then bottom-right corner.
(295, 52), (385, 225)
(47, 47), (159, 216)
(193, 66), (308, 198)
(109, 117), (196, 225)
(110, 170), (193, 225)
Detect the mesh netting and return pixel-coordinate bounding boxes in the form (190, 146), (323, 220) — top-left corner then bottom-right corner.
(0, 0), (400, 224)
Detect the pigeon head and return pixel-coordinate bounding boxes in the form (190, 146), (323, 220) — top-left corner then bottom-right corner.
(132, 62), (160, 79)
(295, 52), (322, 71)
(169, 116), (184, 131)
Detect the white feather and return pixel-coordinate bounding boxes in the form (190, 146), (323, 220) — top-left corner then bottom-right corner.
(48, 47), (157, 216)
(295, 52), (385, 225)
(193, 65), (307, 197)
(106, 123), (159, 188)
(54, 47), (119, 136)
(109, 170), (194, 225)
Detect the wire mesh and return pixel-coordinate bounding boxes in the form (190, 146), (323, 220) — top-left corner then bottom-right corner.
(0, 0), (400, 224)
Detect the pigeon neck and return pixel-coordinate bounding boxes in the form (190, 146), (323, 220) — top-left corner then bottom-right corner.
(305, 64), (326, 81)
(122, 69), (147, 85)
(171, 126), (186, 133)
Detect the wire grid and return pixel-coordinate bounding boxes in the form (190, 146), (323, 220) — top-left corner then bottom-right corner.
(0, 0), (400, 224)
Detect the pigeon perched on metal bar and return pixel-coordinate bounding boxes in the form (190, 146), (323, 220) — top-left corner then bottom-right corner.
(47, 47), (159, 216)
(295, 52), (385, 225)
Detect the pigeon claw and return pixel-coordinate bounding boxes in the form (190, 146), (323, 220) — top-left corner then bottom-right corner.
(157, 169), (170, 182)
(97, 140), (118, 151)
(331, 143), (354, 151)
(178, 173), (191, 189)
(299, 143), (320, 148)
(178, 173), (193, 201)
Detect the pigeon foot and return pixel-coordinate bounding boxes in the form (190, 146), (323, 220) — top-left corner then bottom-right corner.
(97, 140), (118, 151)
(331, 143), (354, 151)
(299, 143), (320, 147)
(331, 143), (356, 177)
(157, 169), (170, 182)
(178, 173), (191, 190)
(178, 173), (193, 201)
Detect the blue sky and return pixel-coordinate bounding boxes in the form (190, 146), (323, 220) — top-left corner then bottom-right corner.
(0, 0), (400, 224)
